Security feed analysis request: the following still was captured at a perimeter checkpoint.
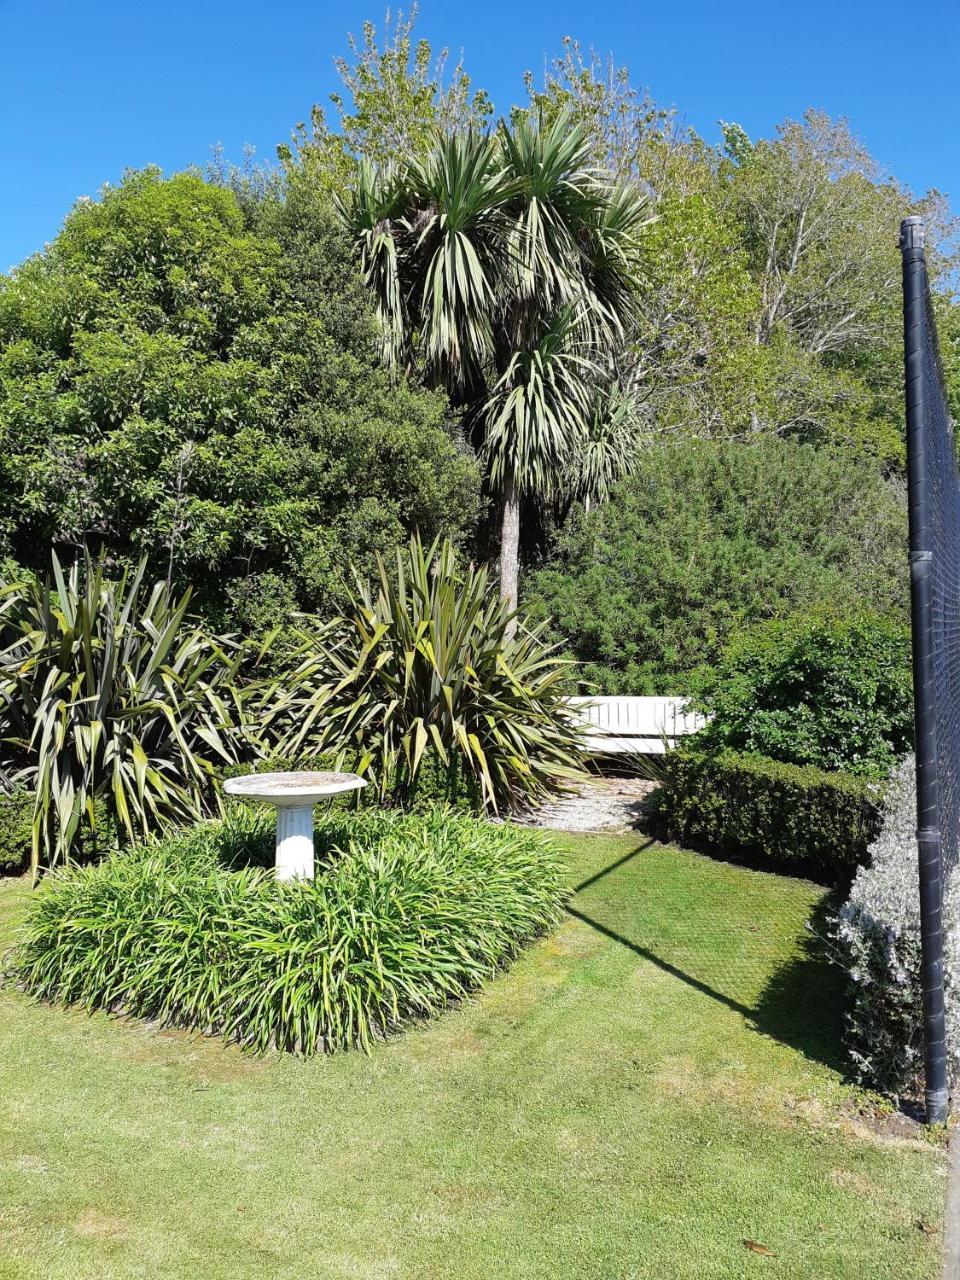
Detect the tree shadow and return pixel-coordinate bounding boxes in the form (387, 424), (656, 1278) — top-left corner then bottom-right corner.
(569, 845), (849, 1077)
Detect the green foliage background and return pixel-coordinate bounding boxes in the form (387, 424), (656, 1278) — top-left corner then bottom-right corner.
(524, 437), (908, 695)
(0, 170), (479, 631)
(2, 14), (958, 778)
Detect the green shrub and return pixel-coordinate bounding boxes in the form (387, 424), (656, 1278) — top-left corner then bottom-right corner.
(832, 756), (960, 1101)
(694, 613), (912, 777)
(273, 536), (584, 813)
(0, 788), (32, 874)
(0, 555), (255, 874)
(10, 805), (567, 1054)
(658, 749), (884, 883)
(524, 437), (907, 694)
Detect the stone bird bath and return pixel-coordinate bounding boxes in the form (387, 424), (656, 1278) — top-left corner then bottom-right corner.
(222, 771), (367, 881)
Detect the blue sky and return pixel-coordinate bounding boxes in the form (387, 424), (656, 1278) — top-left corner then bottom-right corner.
(2, 0), (959, 270)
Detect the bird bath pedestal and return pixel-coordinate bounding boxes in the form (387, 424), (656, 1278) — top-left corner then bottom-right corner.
(222, 771), (367, 881)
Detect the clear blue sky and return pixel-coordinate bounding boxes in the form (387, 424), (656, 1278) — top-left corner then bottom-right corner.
(3, 0), (959, 271)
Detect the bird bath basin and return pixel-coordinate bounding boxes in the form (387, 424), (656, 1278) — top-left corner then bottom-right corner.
(222, 771), (367, 881)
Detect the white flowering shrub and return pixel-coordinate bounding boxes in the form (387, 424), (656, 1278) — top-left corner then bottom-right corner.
(835, 754), (960, 1100)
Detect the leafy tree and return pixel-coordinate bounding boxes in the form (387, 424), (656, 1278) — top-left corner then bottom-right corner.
(719, 111), (957, 457)
(0, 169), (480, 626)
(720, 111), (949, 358)
(629, 190), (767, 436)
(524, 437), (908, 695)
(521, 37), (674, 189)
(522, 45), (959, 462)
(339, 112), (650, 623)
(278, 7), (492, 192)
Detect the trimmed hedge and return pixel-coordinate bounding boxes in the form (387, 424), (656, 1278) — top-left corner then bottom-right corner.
(10, 805), (567, 1054)
(658, 749), (884, 883)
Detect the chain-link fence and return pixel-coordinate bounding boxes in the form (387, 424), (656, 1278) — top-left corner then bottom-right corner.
(901, 214), (957, 1122)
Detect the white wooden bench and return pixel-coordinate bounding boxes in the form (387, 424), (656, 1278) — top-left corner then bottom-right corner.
(566, 696), (706, 755)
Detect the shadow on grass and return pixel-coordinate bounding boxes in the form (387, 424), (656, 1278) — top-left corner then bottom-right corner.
(750, 896), (847, 1073)
(573, 841), (656, 893)
(569, 844), (848, 1077)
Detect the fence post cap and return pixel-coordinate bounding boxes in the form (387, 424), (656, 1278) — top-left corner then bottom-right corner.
(900, 216), (926, 250)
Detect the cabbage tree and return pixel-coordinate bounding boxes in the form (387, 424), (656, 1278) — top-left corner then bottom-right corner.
(339, 111), (651, 627)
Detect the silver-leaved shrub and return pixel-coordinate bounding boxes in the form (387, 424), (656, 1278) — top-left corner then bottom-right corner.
(835, 754), (960, 1100)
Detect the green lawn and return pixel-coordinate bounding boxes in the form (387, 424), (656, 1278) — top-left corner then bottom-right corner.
(0, 833), (946, 1280)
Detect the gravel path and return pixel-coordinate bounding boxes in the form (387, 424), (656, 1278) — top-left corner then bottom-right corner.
(521, 776), (657, 833)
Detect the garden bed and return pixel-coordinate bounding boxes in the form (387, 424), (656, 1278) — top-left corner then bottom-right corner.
(9, 807), (566, 1054)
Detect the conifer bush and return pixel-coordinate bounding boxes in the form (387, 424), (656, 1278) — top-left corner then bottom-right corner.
(0, 788), (32, 874)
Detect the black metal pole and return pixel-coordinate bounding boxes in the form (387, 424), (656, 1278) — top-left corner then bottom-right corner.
(901, 214), (950, 1125)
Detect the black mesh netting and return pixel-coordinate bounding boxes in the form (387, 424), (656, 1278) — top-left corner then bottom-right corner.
(916, 280), (960, 881)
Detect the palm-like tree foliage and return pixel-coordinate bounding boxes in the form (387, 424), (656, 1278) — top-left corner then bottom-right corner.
(483, 307), (595, 497)
(271, 536), (584, 812)
(406, 131), (507, 392)
(498, 113), (604, 316)
(566, 379), (647, 509)
(0, 557), (252, 875)
(339, 159), (410, 373)
(337, 110), (652, 619)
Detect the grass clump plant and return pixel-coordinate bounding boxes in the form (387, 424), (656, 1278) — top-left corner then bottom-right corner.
(10, 805), (567, 1055)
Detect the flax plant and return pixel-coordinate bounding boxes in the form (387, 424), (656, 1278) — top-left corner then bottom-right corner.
(0, 556), (253, 875)
(271, 535), (584, 812)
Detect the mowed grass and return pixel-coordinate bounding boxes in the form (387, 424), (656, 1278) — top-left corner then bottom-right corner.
(0, 833), (946, 1280)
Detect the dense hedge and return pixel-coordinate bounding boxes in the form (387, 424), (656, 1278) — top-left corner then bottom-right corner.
(10, 805), (567, 1054)
(658, 749), (884, 883)
(0, 788), (31, 874)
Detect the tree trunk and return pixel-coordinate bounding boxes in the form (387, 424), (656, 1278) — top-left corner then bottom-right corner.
(500, 478), (521, 641)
